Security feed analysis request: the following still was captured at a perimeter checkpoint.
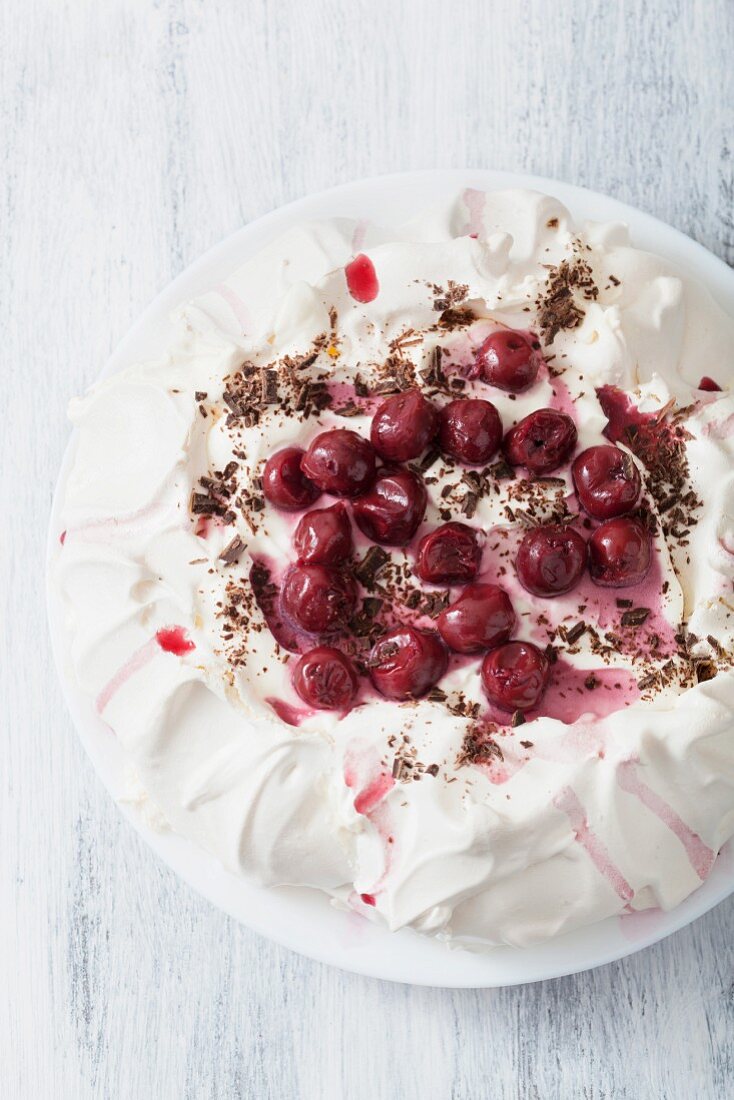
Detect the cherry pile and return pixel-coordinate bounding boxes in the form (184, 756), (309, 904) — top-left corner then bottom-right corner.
(258, 328), (651, 716)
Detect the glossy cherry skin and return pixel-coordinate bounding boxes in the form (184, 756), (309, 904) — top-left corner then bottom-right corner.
(262, 447), (321, 511)
(301, 429), (376, 497)
(516, 524), (587, 597)
(370, 389), (439, 463)
(415, 522), (482, 585)
(352, 467), (427, 546)
(438, 398), (502, 465)
(572, 445), (641, 520)
(481, 641), (550, 712)
(293, 503), (353, 565)
(475, 329), (542, 393)
(368, 626), (447, 701)
(280, 564), (357, 634)
(503, 409), (578, 474)
(292, 646), (359, 710)
(588, 517), (651, 588)
(437, 583), (516, 655)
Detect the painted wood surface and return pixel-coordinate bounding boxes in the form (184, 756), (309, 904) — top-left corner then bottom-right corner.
(2, 1), (733, 1096)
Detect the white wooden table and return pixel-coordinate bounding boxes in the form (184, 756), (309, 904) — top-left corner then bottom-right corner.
(3, 1), (733, 1096)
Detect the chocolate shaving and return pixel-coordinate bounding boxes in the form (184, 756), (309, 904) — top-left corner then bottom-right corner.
(565, 621), (587, 645)
(461, 491), (479, 518)
(621, 607), (650, 627)
(511, 710), (526, 727)
(219, 535), (245, 565)
(536, 254), (598, 344)
(190, 492), (227, 517)
(424, 764), (439, 777)
(354, 546), (390, 587)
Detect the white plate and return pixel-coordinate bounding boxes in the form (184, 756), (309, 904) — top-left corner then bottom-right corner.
(47, 169), (734, 987)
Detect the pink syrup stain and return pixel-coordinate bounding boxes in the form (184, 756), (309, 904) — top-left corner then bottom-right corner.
(63, 501), (167, 545)
(554, 786), (634, 903)
(698, 376), (722, 392)
(155, 625), (196, 656)
(618, 903), (667, 942)
(540, 659), (640, 724)
(351, 219), (368, 253)
(616, 759), (714, 880)
(343, 741), (397, 899)
(59, 530), (66, 546)
(95, 639), (158, 715)
(704, 412), (734, 441)
(345, 254), (379, 303)
(359, 892), (376, 906)
(541, 363), (578, 423)
(462, 188), (486, 237)
(325, 379), (380, 414)
(266, 697), (314, 727)
(213, 283), (253, 336)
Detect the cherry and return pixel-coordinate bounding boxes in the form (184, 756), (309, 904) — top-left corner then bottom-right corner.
(370, 389), (439, 462)
(352, 467), (427, 546)
(437, 583), (516, 654)
(572, 445), (641, 520)
(280, 564), (357, 634)
(294, 503), (353, 565)
(698, 376), (722, 392)
(588, 517), (651, 588)
(481, 641), (550, 712)
(301, 429), (376, 497)
(516, 524), (587, 597)
(503, 409), (577, 474)
(475, 329), (542, 393)
(292, 646), (359, 710)
(262, 447), (321, 511)
(438, 398), (502, 465)
(415, 522), (481, 585)
(368, 626), (447, 700)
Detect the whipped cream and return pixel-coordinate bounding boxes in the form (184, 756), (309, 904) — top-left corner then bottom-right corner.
(56, 189), (734, 948)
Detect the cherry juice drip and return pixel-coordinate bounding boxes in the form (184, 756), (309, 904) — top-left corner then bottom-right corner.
(156, 626), (196, 656)
(345, 254), (379, 303)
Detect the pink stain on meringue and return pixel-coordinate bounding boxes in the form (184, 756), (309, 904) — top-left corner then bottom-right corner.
(462, 188), (486, 237)
(617, 759), (714, 879)
(95, 639), (158, 715)
(554, 786), (634, 902)
(214, 283), (253, 336)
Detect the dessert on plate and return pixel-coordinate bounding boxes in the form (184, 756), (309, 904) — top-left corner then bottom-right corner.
(56, 189), (734, 948)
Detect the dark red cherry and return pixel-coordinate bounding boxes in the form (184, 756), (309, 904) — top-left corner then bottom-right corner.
(476, 329), (542, 393)
(294, 503), (353, 565)
(352, 467), (427, 546)
(280, 564), (357, 634)
(370, 389), (439, 463)
(262, 447), (321, 511)
(438, 398), (502, 465)
(588, 517), (651, 588)
(368, 626), (447, 700)
(698, 376), (722, 392)
(301, 429), (376, 497)
(437, 583), (516, 654)
(292, 646), (359, 710)
(503, 408), (577, 474)
(572, 445), (641, 520)
(481, 641), (550, 712)
(516, 524), (587, 597)
(415, 522), (481, 585)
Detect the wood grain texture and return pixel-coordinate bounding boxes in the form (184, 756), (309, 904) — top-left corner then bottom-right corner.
(2, 0), (734, 1096)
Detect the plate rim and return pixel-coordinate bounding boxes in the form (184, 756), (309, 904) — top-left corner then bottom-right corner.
(46, 168), (734, 987)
